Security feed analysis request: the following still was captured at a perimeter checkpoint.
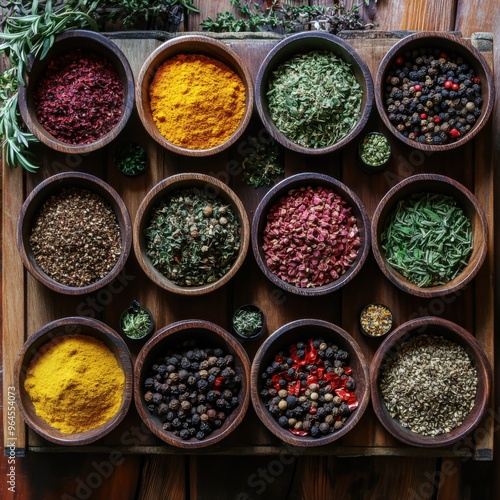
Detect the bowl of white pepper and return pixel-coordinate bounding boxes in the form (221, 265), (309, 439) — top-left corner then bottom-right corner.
(370, 316), (492, 447)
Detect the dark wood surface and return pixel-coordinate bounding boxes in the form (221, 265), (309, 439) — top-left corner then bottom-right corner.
(1, 1), (499, 498)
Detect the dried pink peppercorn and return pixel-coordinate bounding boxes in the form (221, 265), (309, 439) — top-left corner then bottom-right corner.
(34, 49), (124, 145)
(262, 185), (360, 288)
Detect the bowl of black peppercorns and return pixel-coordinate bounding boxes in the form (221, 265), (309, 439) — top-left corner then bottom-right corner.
(375, 32), (494, 151)
(250, 319), (370, 447)
(134, 319), (251, 449)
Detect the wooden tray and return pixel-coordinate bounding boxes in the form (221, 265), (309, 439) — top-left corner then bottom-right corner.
(2, 30), (494, 460)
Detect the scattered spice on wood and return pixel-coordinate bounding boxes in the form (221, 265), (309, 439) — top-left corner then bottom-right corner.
(262, 185), (360, 288)
(34, 48), (124, 145)
(381, 192), (473, 287)
(379, 334), (478, 436)
(145, 187), (241, 286)
(29, 187), (122, 287)
(260, 338), (358, 437)
(143, 341), (241, 441)
(360, 304), (393, 337)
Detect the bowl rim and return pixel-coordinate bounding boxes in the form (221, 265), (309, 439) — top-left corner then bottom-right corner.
(18, 29), (135, 154)
(251, 172), (371, 296)
(250, 318), (370, 447)
(16, 171), (132, 295)
(134, 319), (251, 449)
(369, 316), (492, 448)
(374, 31), (494, 152)
(133, 172), (250, 295)
(14, 316), (133, 446)
(135, 33), (254, 157)
(371, 173), (488, 298)
(255, 30), (374, 155)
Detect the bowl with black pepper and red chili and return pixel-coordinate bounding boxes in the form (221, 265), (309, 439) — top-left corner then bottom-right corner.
(251, 172), (371, 296)
(18, 30), (134, 154)
(251, 319), (370, 447)
(375, 32), (494, 151)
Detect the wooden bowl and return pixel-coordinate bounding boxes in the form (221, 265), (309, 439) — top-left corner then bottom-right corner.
(255, 31), (373, 155)
(371, 173), (487, 298)
(375, 32), (494, 151)
(18, 30), (134, 154)
(251, 319), (370, 447)
(251, 172), (371, 296)
(370, 316), (492, 448)
(135, 34), (253, 156)
(15, 317), (133, 446)
(17, 171), (132, 295)
(133, 173), (250, 295)
(134, 319), (251, 449)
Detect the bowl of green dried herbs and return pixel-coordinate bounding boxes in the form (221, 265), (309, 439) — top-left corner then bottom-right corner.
(231, 304), (265, 341)
(120, 300), (154, 341)
(255, 31), (373, 155)
(133, 173), (250, 295)
(370, 316), (492, 447)
(372, 173), (488, 298)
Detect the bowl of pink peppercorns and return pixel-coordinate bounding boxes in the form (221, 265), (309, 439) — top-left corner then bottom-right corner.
(251, 173), (371, 296)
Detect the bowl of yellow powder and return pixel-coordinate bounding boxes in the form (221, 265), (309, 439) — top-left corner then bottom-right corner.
(136, 34), (254, 156)
(15, 317), (133, 446)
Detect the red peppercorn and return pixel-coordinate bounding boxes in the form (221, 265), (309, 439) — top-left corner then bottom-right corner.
(444, 80), (453, 89)
(395, 56), (404, 65)
(450, 128), (461, 138)
(433, 116), (441, 123)
(452, 83), (460, 91)
(473, 77), (480, 84)
(420, 113), (427, 119)
(414, 84), (422, 91)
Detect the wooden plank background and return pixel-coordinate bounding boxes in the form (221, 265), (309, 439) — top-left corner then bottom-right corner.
(1, 0), (499, 498)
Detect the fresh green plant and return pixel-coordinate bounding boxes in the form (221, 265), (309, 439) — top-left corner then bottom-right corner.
(121, 306), (152, 339)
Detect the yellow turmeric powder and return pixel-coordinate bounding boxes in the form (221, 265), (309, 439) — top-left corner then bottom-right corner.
(24, 334), (125, 434)
(149, 53), (246, 150)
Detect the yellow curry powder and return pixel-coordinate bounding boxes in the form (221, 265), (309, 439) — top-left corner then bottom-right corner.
(24, 334), (125, 434)
(149, 53), (246, 149)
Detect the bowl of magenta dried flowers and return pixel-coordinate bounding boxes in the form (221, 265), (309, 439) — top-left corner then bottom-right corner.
(375, 32), (494, 151)
(120, 301), (154, 341)
(231, 304), (265, 341)
(134, 319), (251, 449)
(371, 173), (488, 298)
(370, 316), (492, 448)
(133, 173), (250, 296)
(251, 172), (371, 296)
(18, 30), (135, 154)
(255, 31), (373, 155)
(251, 319), (370, 447)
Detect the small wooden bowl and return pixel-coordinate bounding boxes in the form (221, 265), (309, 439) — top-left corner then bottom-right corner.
(371, 173), (487, 298)
(134, 319), (251, 449)
(255, 31), (373, 155)
(251, 172), (371, 296)
(133, 173), (250, 295)
(251, 319), (370, 447)
(231, 304), (266, 341)
(135, 34), (253, 156)
(370, 316), (492, 448)
(17, 171), (132, 295)
(18, 30), (134, 154)
(15, 317), (133, 446)
(375, 32), (494, 152)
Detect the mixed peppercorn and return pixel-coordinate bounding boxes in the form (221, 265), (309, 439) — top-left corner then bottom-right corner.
(383, 47), (483, 145)
(260, 338), (358, 438)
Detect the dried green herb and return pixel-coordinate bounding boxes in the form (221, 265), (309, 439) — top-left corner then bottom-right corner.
(145, 187), (241, 286)
(121, 303), (152, 339)
(115, 142), (148, 176)
(381, 193), (473, 287)
(360, 133), (391, 167)
(267, 50), (363, 149)
(233, 307), (263, 337)
(241, 136), (283, 187)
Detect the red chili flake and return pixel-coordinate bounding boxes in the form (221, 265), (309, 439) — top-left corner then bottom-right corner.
(433, 116), (441, 123)
(473, 77), (480, 84)
(214, 376), (225, 387)
(33, 48), (124, 145)
(449, 128), (461, 138)
(395, 56), (404, 65)
(289, 430), (309, 436)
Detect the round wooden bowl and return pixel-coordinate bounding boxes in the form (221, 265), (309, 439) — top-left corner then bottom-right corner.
(371, 173), (487, 298)
(370, 316), (492, 448)
(133, 173), (250, 295)
(15, 317), (133, 446)
(18, 30), (134, 154)
(375, 32), (494, 152)
(251, 172), (371, 296)
(255, 31), (373, 155)
(17, 171), (132, 295)
(134, 319), (251, 449)
(135, 34), (253, 156)
(251, 319), (370, 447)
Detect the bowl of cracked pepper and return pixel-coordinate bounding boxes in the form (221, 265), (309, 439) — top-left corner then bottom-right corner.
(251, 319), (370, 447)
(370, 316), (492, 448)
(133, 173), (250, 295)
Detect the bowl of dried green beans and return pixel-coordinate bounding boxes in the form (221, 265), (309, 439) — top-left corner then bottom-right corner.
(371, 174), (487, 297)
(255, 31), (373, 155)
